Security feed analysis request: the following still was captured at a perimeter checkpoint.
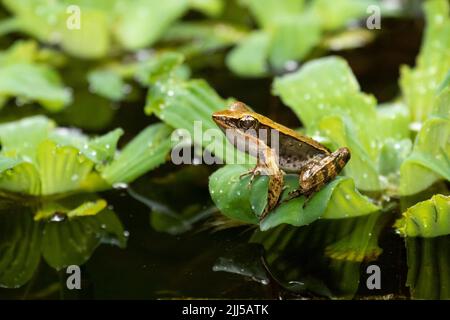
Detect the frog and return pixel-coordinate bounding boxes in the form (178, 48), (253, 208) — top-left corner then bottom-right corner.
(212, 101), (351, 219)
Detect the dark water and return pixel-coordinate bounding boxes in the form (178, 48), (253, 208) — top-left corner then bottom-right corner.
(0, 17), (449, 300)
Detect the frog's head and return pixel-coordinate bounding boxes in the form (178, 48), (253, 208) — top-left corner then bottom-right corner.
(212, 102), (259, 132)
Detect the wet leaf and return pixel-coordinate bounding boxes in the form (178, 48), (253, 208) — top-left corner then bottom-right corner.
(0, 207), (41, 288)
(405, 236), (450, 299)
(395, 194), (450, 237)
(87, 70), (128, 101)
(226, 31), (270, 77)
(400, 89), (450, 195)
(114, 0), (188, 50)
(145, 78), (250, 164)
(400, 0), (450, 123)
(209, 164), (379, 230)
(42, 209), (126, 270)
(0, 64), (71, 111)
(34, 194), (108, 221)
(101, 123), (172, 185)
(0, 117), (172, 195)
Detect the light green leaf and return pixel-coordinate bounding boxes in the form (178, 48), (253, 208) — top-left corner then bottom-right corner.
(395, 194), (450, 237)
(188, 0), (223, 17)
(2, 0), (111, 59)
(240, 0), (305, 29)
(405, 236), (450, 299)
(145, 78), (250, 164)
(0, 115), (55, 160)
(101, 123), (172, 185)
(400, 0), (450, 123)
(113, 0), (188, 50)
(34, 194), (108, 221)
(312, 0), (376, 31)
(0, 159), (41, 195)
(268, 13), (321, 70)
(37, 140), (94, 195)
(400, 118), (450, 195)
(0, 64), (71, 111)
(58, 7), (110, 58)
(226, 31), (270, 77)
(274, 57), (378, 135)
(88, 70), (128, 101)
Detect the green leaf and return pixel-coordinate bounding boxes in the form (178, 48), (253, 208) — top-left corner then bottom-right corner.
(273, 56), (378, 135)
(267, 13), (321, 70)
(395, 194), (450, 237)
(240, 0), (305, 29)
(101, 123), (172, 185)
(58, 7), (110, 59)
(36, 140), (94, 195)
(400, 0), (450, 123)
(87, 70), (128, 101)
(145, 78), (250, 164)
(0, 207), (41, 288)
(113, 0), (188, 50)
(400, 115), (450, 195)
(0, 115), (55, 160)
(41, 209), (126, 270)
(405, 236), (450, 299)
(0, 158), (41, 195)
(0, 63), (71, 111)
(34, 194), (108, 221)
(209, 164), (258, 224)
(164, 22), (245, 59)
(2, 0), (111, 59)
(325, 212), (386, 262)
(261, 176), (379, 231)
(188, 0), (224, 17)
(226, 31), (270, 77)
(312, 0), (376, 31)
(209, 164), (379, 230)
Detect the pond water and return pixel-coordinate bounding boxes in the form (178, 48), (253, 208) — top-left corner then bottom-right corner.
(0, 17), (449, 300)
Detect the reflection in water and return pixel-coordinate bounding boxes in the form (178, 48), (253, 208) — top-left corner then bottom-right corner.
(0, 195), (127, 289)
(406, 236), (450, 299)
(215, 212), (393, 299)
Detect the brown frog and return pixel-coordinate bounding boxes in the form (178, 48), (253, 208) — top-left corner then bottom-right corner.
(212, 102), (351, 219)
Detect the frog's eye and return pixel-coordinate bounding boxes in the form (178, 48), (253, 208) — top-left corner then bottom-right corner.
(239, 115), (256, 130)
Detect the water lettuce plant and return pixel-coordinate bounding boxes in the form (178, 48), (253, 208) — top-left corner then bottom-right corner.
(0, 116), (171, 197)
(0, 0), (223, 58)
(0, 200), (126, 288)
(0, 40), (71, 111)
(226, 0), (382, 77)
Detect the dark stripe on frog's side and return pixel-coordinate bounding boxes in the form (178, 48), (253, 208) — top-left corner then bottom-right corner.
(256, 123), (330, 172)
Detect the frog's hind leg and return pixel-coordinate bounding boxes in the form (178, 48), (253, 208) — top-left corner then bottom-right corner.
(260, 170), (284, 220)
